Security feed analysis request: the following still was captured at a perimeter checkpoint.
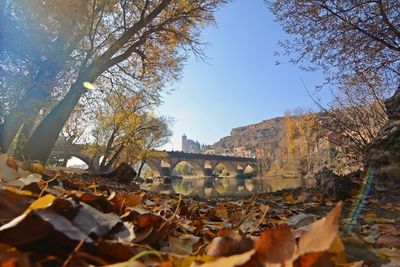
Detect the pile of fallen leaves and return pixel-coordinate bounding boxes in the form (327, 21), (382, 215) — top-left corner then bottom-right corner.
(0, 154), (399, 267)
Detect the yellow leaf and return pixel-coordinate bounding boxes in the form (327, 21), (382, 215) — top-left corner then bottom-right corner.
(2, 185), (33, 197)
(88, 182), (98, 192)
(284, 193), (296, 204)
(32, 162), (45, 175)
(24, 194), (56, 215)
(215, 209), (228, 220)
(124, 193), (143, 207)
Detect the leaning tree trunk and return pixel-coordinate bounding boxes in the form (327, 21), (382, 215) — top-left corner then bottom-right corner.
(365, 88), (400, 190)
(0, 92), (47, 153)
(22, 80), (87, 162)
(0, 64), (60, 152)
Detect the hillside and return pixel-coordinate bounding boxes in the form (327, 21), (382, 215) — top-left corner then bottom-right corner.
(204, 117), (285, 158)
(204, 112), (363, 177)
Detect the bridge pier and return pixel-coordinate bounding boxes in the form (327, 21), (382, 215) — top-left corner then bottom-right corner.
(203, 168), (213, 177)
(160, 167), (172, 177)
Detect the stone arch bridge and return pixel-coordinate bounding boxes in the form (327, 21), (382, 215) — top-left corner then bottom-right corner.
(146, 151), (258, 177)
(50, 144), (258, 176)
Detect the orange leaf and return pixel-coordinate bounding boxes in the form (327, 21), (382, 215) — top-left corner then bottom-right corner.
(253, 224), (296, 265)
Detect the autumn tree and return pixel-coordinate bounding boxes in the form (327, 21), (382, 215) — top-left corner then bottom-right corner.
(268, 0), (400, 156)
(127, 117), (172, 178)
(19, 0), (226, 163)
(282, 110), (323, 175)
(320, 93), (387, 160)
(83, 91), (171, 172)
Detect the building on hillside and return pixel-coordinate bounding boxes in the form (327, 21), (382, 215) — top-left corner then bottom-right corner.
(201, 145), (216, 155)
(181, 134), (201, 153)
(233, 146), (255, 158)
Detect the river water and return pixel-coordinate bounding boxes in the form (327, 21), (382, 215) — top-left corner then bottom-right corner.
(141, 176), (304, 198)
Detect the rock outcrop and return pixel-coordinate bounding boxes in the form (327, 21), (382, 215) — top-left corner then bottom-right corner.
(314, 167), (359, 200)
(365, 89), (400, 190)
(99, 162), (137, 183)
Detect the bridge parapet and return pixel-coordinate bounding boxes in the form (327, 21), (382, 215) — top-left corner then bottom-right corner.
(150, 150), (257, 162)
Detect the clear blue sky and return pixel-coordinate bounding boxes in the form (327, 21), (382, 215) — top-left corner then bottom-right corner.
(158, 0), (327, 151)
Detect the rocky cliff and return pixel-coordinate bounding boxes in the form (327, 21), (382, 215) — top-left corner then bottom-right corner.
(209, 117), (285, 156)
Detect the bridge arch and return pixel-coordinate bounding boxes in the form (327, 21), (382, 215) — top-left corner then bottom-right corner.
(49, 151), (93, 168)
(245, 162), (260, 173)
(213, 162), (237, 176)
(171, 160), (204, 177)
(243, 164), (255, 173)
(145, 159), (163, 177)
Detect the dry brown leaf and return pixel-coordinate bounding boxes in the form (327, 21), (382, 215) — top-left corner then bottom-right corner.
(363, 212), (394, 224)
(375, 224), (400, 236)
(294, 252), (334, 267)
(0, 189), (33, 222)
(207, 234), (253, 257)
(0, 154), (20, 182)
(329, 235), (347, 264)
(298, 202), (343, 256)
(169, 234), (200, 255)
(376, 235), (400, 248)
(252, 224), (297, 266)
(288, 213), (315, 228)
(6, 159), (18, 171)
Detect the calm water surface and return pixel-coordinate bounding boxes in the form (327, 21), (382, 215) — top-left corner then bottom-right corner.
(141, 176), (304, 198)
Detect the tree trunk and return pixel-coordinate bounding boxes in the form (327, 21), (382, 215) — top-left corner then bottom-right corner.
(102, 144), (125, 171)
(0, 92), (47, 153)
(88, 155), (101, 171)
(99, 128), (118, 170)
(22, 80), (87, 162)
(136, 160), (146, 178)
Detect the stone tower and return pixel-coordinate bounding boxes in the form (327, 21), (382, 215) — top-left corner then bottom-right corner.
(182, 134), (187, 152)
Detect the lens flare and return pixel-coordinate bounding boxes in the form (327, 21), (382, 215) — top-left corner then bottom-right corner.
(345, 166), (375, 231)
(83, 82), (96, 90)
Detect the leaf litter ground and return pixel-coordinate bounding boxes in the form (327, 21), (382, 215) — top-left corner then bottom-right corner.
(0, 154), (399, 267)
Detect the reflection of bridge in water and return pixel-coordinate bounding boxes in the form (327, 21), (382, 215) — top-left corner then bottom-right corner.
(144, 176), (303, 198)
(146, 151), (258, 177)
(145, 177), (263, 198)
